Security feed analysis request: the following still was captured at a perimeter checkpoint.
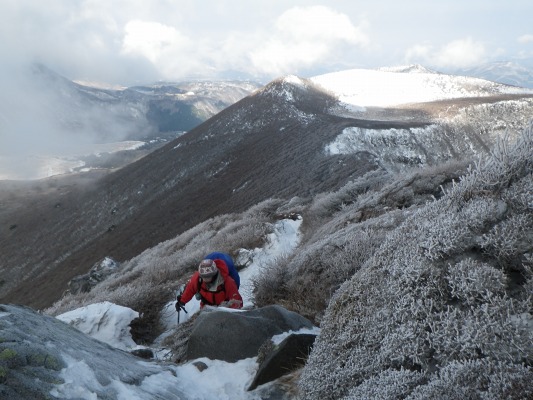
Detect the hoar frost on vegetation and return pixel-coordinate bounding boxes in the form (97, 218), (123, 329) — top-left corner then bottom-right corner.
(324, 98), (533, 171)
(299, 123), (533, 399)
(325, 126), (438, 167)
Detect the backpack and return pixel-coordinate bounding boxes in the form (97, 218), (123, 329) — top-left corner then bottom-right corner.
(204, 252), (240, 288)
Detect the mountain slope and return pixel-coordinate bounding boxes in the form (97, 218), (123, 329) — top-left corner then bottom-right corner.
(0, 77), (378, 308)
(1, 69), (532, 309)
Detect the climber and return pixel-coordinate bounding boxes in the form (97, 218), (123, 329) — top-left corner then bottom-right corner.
(176, 258), (243, 311)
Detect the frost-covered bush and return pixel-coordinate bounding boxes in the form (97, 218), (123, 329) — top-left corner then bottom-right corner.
(307, 169), (391, 219)
(253, 212), (404, 322)
(407, 359), (533, 400)
(254, 159), (469, 322)
(299, 123), (533, 399)
(341, 368), (426, 400)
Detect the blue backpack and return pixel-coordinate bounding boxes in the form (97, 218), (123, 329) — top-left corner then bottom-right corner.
(205, 252), (240, 288)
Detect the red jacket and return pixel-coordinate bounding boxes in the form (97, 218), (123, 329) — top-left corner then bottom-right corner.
(181, 259), (243, 309)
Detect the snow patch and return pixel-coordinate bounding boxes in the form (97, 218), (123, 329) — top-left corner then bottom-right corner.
(237, 217), (302, 307)
(271, 326), (321, 345)
(56, 301), (138, 351)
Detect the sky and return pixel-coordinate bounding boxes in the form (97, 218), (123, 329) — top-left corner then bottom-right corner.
(1, 0), (532, 174)
(52, 218), (314, 399)
(1, 0), (533, 86)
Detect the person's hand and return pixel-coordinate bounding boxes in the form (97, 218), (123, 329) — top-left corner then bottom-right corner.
(175, 295), (186, 311)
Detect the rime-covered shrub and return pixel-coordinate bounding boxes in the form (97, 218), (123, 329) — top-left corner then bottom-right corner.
(407, 359), (533, 400)
(253, 211), (405, 322)
(307, 169), (391, 218)
(254, 159), (469, 322)
(299, 123), (533, 399)
(341, 368), (427, 400)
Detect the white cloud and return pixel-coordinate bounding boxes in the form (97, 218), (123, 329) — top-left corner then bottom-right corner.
(117, 6), (370, 80)
(404, 44), (433, 61)
(518, 34), (533, 44)
(0, 1), (530, 84)
(120, 20), (217, 79)
(275, 5), (367, 44)
(434, 38), (486, 68)
(405, 38), (486, 69)
(121, 20), (190, 64)
(249, 6), (368, 76)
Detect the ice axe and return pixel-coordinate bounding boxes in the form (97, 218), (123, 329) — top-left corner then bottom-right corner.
(176, 284), (188, 324)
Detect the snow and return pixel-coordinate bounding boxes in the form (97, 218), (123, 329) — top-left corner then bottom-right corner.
(56, 302), (139, 351)
(283, 75), (305, 86)
(50, 355), (259, 400)
(271, 326), (321, 345)
(55, 216), (310, 399)
(238, 217), (302, 307)
(310, 67), (533, 108)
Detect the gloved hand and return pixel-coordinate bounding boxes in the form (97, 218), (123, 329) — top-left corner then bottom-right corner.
(175, 295), (186, 312)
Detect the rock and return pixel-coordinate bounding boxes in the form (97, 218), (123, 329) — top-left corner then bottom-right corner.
(193, 361), (209, 372)
(186, 305), (315, 363)
(248, 333), (317, 390)
(67, 257), (120, 295)
(130, 348), (154, 359)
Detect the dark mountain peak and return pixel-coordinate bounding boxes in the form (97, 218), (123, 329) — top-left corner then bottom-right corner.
(252, 75), (338, 116)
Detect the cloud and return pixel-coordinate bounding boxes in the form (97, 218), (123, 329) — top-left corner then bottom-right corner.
(518, 34), (533, 44)
(249, 6), (369, 76)
(120, 20), (211, 78)
(115, 6), (370, 80)
(121, 20), (191, 64)
(405, 38), (486, 69)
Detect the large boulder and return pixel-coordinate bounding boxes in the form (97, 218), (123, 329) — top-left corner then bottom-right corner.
(186, 305), (315, 362)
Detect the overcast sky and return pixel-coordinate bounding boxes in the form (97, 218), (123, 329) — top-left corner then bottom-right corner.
(2, 0), (533, 85)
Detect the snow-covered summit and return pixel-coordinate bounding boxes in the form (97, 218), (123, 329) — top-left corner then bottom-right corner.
(310, 66), (533, 108)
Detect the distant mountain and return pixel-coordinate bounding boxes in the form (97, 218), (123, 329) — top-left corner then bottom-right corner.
(1, 67), (533, 309)
(6, 63), (261, 142)
(127, 80), (262, 131)
(453, 61), (533, 88)
(0, 64), (261, 179)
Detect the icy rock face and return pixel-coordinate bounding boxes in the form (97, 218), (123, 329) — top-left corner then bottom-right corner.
(0, 304), (165, 400)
